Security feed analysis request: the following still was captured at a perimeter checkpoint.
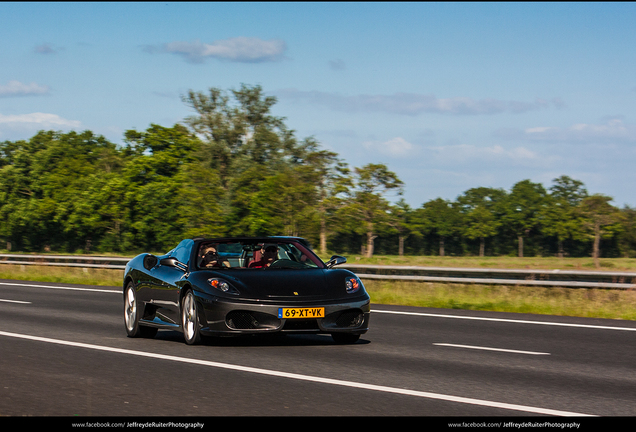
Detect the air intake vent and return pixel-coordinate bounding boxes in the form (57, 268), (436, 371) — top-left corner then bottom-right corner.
(335, 310), (364, 328)
(226, 311), (280, 330)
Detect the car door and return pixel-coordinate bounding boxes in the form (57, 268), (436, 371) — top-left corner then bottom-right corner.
(152, 239), (193, 325)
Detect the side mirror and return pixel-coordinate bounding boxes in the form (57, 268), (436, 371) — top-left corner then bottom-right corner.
(326, 255), (347, 269)
(143, 254), (158, 270)
(160, 257), (188, 272)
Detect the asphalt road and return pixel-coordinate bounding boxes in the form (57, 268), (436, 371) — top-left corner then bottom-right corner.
(1, 279), (635, 419)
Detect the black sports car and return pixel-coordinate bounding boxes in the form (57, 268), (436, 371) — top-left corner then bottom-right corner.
(123, 237), (370, 345)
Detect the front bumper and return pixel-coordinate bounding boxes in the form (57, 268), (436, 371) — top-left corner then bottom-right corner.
(193, 290), (370, 336)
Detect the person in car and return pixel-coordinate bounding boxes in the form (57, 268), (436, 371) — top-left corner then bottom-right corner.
(248, 245), (278, 268)
(200, 245), (230, 268)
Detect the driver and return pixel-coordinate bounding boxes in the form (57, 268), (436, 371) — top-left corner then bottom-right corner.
(200, 245), (230, 268)
(248, 245), (278, 268)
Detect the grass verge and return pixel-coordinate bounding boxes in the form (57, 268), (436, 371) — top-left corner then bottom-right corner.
(364, 279), (636, 321)
(0, 265), (123, 287)
(1, 264), (635, 321)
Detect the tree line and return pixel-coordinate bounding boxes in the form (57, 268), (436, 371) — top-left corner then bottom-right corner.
(1, 84), (635, 264)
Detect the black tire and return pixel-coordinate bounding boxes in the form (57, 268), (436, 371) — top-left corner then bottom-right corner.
(181, 290), (202, 345)
(124, 282), (157, 338)
(331, 333), (360, 344)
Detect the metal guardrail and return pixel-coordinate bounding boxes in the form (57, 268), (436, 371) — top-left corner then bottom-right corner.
(342, 264), (636, 290)
(1, 254), (635, 289)
(0, 254), (129, 269)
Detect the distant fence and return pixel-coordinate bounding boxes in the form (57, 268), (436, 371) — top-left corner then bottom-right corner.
(1, 254), (635, 290)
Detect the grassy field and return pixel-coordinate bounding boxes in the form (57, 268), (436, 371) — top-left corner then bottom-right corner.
(1, 254), (635, 321)
(366, 279), (636, 320)
(0, 264), (124, 287)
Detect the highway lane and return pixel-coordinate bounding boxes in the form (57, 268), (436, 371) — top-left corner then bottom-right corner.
(0, 279), (635, 417)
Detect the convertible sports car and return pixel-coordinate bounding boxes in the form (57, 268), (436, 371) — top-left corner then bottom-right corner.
(123, 237), (370, 345)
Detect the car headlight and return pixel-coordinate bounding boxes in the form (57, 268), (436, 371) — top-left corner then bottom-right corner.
(208, 278), (239, 295)
(345, 276), (362, 294)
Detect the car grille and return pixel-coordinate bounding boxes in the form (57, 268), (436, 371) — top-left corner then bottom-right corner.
(282, 319), (320, 331)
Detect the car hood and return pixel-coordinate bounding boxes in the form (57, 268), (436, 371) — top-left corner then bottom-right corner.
(196, 268), (355, 300)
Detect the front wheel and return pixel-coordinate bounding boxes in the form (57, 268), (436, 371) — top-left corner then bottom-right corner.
(181, 290), (202, 345)
(124, 282), (157, 338)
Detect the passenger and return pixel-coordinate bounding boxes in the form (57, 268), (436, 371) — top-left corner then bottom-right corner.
(248, 245), (278, 268)
(200, 245), (230, 268)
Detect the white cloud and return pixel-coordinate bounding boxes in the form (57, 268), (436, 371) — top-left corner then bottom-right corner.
(0, 80), (50, 97)
(363, 137), (414, 157)
(524, 126), (558, 134)
(497, 118), (636, 143)
(0, 113), (83, 140)
(276, 89), (563, 116)
(0, 113), (81, 128)
(424, 143), (551, 167)
(147, 37), (287, 63)
(34, 43), (63, 54)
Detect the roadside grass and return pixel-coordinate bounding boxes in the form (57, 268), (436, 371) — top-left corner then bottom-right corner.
(364, 280), (636, 321)
(0, 265), (123, 287)
(1, 256), (635, 321)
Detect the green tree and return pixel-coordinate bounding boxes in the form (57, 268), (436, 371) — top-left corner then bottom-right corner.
(617, 206), (636, 257)
(341, 163), (404, 258)
(85, 174), (129, 252)
(463, 205), (501, 256)
(539, 176), (588, 257)
(181, 84), (320, 238)
(539, 195), (582, 258)
(181, 87), (248, 188)
(300, 142), (351, 254)
(502, 180), (547, 257)
(388, 199), (420, 256)
(578, 194), (623, 268)
(456, 187), (507, 256)
(417, 198), (461, 256)
(248, 164), (317, 237)
(549, 175), (588, 206)
(0, 130), (123, 252)
(175, 161), (225, 239)
(121, 124), (205, 251)
(181, 84), (290, 188)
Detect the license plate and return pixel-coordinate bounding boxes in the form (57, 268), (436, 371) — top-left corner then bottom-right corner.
(278, 307), (324, 319)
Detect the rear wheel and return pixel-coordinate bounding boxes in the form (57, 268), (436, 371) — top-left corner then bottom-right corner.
(331, 333), (360, 344)
(124, 282), (157, 338)
(181, 290), (202, 345)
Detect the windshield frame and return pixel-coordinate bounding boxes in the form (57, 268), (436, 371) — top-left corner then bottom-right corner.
(195, 238), (326, 270)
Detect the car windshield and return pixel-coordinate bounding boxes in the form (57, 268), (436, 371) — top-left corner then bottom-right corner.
(196, 240), (324, 270)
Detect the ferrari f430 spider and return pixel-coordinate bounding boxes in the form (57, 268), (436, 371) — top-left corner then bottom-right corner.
(123, 237), (370, 345)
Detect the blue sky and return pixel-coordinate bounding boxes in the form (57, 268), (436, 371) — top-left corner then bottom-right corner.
(2, 2), (636, 208)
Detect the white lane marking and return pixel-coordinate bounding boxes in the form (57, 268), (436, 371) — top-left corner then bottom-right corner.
(434, 343), (550, 356)
(372, 309), (636, 332)
(0, 281), (118, 293)
(0, 298), (31, 304)
(0, 330), (593, 417)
